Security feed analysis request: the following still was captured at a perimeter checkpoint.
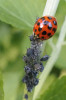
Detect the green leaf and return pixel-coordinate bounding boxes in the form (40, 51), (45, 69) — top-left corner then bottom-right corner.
(0, 0), (46, 30)
(37, 76), (66, 100)
(39, 74), (57, 96)
(0, 72), (4, 100)
(35, 74), (57, 99)
(16, 84), (24, 100)
(3, 72), (22, 100)
(55, 0), (66, 33)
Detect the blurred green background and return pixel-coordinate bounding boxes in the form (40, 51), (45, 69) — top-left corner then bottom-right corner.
(0, 0), (66, 100)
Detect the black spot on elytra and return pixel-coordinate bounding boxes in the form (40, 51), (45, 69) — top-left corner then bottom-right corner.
(53, 21), (57, 25)
(43, 21), (49, 25)
(41, 37), (44, 39)
(35, 29), (37, 32)
(37, 34), (39, 37)
(48, 33), (51, 36)
(41, 17), (45, 20)
(48, 17), (52, 20)
(37, 22), (40, 26)
(42, 31), (46, 35)
(53, 28), (56, 32)
(38, 27), (42, 31)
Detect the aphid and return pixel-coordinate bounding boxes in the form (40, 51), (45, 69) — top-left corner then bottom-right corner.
(22, 76), (27, 83)
(24, 66), (31, 74)
(27, 87), (32, 92)
(29, 35), (35, 41)
(34, 63), (41, 71)
(32, 71), (38, 77)
(28, 71), (33, 78)
(33, 78), (39, 86)
(22, 16), (57, 96)
(27, 83), (33, 92)
(24, 94), (28, 99)
(23, 56), (28, 63)
(40, 63), (44, 72)
(33, 16), (57, 40)
(40, 55), (49, 61)
(27, 48), (34, 57)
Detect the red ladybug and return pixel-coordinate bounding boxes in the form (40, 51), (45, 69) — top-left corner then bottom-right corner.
(33, 16), (57, 40)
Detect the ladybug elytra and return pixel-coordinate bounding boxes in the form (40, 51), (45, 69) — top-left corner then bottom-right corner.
(33, 16), (57, 40)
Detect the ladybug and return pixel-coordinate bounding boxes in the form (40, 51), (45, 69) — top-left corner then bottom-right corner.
(33, 16), (57, 40)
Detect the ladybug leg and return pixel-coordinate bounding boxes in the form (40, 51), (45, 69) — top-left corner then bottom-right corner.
(40, 55), (49, 61)
(36, 17), (39, 22)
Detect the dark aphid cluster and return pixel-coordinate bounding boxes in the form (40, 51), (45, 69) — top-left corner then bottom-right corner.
(22, 35), (49, 98)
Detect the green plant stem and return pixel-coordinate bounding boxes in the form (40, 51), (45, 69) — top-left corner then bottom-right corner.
(62, 41), (66, 45)
(43, 0), (60, 16)
(33, 17), (66, 100)
(32, 0), (60, 99)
